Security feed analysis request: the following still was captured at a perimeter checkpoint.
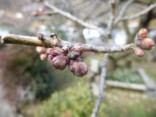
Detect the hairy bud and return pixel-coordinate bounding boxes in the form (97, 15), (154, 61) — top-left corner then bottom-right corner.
(134, 47), (144, 57)
(51, 55), (69, 70)
(138, 28), (148, 40)
(140, 38), (155, 50)
(69, 59), (88, 77)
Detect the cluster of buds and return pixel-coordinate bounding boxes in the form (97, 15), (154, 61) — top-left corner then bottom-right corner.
(49, 46), (88, 77)
(134, 28), (155, 57)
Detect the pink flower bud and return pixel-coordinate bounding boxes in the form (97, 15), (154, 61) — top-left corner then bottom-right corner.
(134, 47), (144, 57)
(48, 54), (55, 60)
(36, 46), (46, 53)
(74, 44), (83, 52)
(69, 59), (88, 77)
(138, 28), (148, 40)
(50, 47), (64, 56)
(40, 54), (48, 60)
(140, 38), (155, 50)
(51, 55), (69, 70)
(67, 50), (81, 60)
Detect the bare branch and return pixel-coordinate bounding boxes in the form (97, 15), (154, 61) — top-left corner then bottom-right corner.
(34, 11), (58, 16)
(114, 0), (134, 24)
(119, 2), (156, 21)
(107, 0), (116, 37)
(91, 55), (108, 117)
(0, 33), (136, 53)
(43, 1), (104, 35)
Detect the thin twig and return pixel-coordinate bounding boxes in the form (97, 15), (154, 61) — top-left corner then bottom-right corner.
(107, 0), (116, 37)
(35, 11), (58, 16)
(0, 33), (136, 53)
(119, 2), (156, 21)
(91, 55), (108, 117)
(114, 0), (134, 24)
(43, 1), (104, 35)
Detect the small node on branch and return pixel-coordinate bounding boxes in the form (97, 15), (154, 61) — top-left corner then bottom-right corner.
(67, 50), (81, 60)
(50, 33), (60, 46)
(50, 33), (57, 38)
(37, 33), (45, 41)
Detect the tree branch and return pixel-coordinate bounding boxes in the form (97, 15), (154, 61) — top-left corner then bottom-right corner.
(34, 11), (58, 16)
(0, 33), (136, 53)
(107, 0), (116, 37)
(91, 55), (108, 117)
(43, 1), (104, 35)
(119, 2), (156, 21)
(114, 0), (134, 24)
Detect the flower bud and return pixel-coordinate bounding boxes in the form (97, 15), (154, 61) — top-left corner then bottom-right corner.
(36, 46), (46, 53)
(69, 58), (82, 66)
(74, 44), (83, 52)
(134, 47), (144, 57)
(40, 53), (48, 60)
(138, 28), (148, 40)
(51, 55), (69, 70)
(48, 54), (55, 60)
(61, 46), (69, 55)
(69, 59), (88, 77)
(50, 47), (64, 56)
(67, 50), (81, 60)
(140, 38), (155, 50)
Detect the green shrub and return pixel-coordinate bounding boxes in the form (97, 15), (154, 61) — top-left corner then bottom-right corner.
(31, 81), (105, 117)
(106, 68), (143, 84)
(30, 81), (156, 117)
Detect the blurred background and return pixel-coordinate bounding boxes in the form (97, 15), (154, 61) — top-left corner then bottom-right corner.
(0, 0), (156, 117)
